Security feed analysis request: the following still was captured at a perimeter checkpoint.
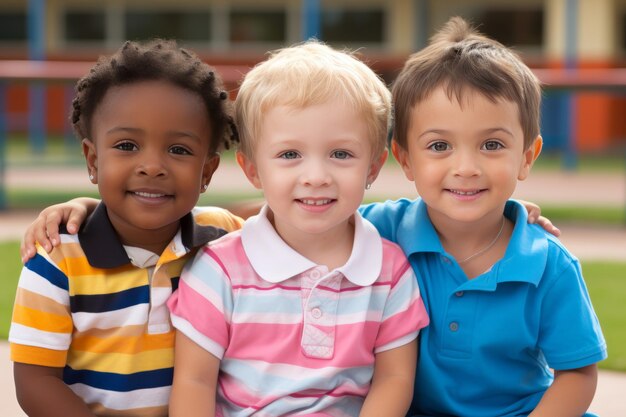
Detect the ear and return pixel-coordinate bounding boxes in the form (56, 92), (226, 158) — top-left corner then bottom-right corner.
(236, 151), (262, 189)
(82, 139), (98, 184)
(391, 140), (415, 182)
(200, 154), (220, 193)
(518, 135), (542, 181)
(366, 149), (388, 186)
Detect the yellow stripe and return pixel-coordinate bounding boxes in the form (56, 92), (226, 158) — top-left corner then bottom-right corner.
(67, 347), (174, 374)
(70, 269), (149, 295)
(11, 343), (67, 367)
(12, 304), (72, 334)
(71, 330), (175, 354)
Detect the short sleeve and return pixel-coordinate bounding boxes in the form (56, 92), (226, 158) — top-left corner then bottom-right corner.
(168, 246), (234, 359)
(9, 249), (72, 367)
(538, 257), (607, 370)
(375, 252), (429, 353)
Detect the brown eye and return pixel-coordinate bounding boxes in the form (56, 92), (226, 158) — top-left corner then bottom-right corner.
(482, 141), (504, 151)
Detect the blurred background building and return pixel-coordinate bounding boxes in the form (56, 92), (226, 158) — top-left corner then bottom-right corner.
(1, 0), (625, 154)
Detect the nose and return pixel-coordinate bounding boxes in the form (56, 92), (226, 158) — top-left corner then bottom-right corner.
(301, 159), (331, 187)
(135, 150), (167, 177)
(453, 149), (481, 178)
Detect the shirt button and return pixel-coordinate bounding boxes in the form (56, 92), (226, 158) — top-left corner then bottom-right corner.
(310, 270), (321, 280)
(441, 256), (451, 264)
(311, 308), (322, 319)
(449, 322), (459, 332)
(455, 291), (464, 297)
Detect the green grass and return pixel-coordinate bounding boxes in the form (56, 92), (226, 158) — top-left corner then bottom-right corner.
(0, 242), (623, 371)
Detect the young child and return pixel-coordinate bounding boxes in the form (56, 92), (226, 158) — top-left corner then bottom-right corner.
(9, 40), (243, 417)
(359, 17), (607, 416)
(167, 41), (429, 417)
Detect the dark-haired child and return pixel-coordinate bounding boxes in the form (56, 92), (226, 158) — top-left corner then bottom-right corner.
(9, 39), (243, 417)
(360, 17), (606, 416)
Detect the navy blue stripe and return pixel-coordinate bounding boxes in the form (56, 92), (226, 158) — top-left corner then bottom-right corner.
(63, 366), (173, 392)
(25, 253), (69, 291)
(171, 276), (180, 292)
(70, 285), (149, 313)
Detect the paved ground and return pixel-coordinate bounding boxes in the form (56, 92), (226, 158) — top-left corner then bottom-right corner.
(1, 164), (625, 416)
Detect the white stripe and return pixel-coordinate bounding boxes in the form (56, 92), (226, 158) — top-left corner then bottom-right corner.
(375, 331), (418, 353)
(73, 304), (149, 331)
(170, 315), (225, 359)
(9, 322), (72, 350)
(18, 268), (68, 305)
(70, 383), (170, 410)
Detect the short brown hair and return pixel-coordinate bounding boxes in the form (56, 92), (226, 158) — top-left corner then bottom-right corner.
(392, 17), (541, 150)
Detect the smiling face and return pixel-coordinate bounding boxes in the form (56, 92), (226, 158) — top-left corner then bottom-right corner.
(393, 86), (539, 228)
(84, 80), (218, 252)
(238, 99), (386, 249)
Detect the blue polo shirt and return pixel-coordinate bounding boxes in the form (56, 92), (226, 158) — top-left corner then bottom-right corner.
(360, 199), (607, 417)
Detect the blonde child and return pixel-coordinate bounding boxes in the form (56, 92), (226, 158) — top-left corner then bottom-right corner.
(167, 41), (429, 416)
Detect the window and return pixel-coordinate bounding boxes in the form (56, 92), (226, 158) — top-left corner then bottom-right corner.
(229, 10), (286, 43)
(0, 12), (27, 41)
(322, 9), (385, 43)
(125, 11), (211, 42)
(65, 11), (106, 42)
(476, 9), (543, 47)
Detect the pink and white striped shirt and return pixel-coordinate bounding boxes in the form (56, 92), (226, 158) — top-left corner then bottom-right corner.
(168, 206), (429, 416)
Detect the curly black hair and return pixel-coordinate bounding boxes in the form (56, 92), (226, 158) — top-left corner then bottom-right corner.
(71, 39), (238, 154)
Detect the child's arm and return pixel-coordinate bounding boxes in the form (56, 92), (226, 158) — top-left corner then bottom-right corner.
(359, 341), (417, 417)
(20, 198), (557, 262)
(20, 197), (99, 262)
(169, 331), (220, 417)
(528, 365), (598, 417)
(14, 363), (96, 417)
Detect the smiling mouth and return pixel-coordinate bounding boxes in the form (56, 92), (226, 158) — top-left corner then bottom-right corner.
(298, 199), (334, 206)
(447, 189), (483, 196)
(132, 191), (171, 198)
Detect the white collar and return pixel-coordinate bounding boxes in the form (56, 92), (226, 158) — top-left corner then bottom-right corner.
(241, 205), (383, 286)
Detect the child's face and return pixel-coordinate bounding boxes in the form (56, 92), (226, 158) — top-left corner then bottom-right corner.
(393, 86), (538, 226)
(238, 99), (386, 246)
(83, 80), (219, 248)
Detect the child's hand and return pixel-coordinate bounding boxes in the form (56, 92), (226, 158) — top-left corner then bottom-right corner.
(20, 198), (98, 263)
(518, 199), (561, 237)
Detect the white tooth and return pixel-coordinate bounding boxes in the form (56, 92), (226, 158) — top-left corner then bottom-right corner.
(136, 191), (165, 198)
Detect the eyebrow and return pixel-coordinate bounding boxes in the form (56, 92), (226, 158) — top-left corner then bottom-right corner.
(106, 126), (201, 141)
(418, 127), (515, 139)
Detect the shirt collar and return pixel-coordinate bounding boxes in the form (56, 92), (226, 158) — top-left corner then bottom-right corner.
(241, 205), (383, 286)
(397, 199), (548, 287)
(79, 203), (227, 269)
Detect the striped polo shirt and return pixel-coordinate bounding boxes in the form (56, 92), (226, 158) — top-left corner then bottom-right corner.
(9, 203), (243, 417)
(169, 205), (429, 416)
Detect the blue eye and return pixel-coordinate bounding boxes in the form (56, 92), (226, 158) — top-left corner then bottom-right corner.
(332, 150), (351, 159)
(114, 141), (137, 151)
(279, 151), (300, 159)
(482, 141), (504, 151)
(428, 141), (450, 152)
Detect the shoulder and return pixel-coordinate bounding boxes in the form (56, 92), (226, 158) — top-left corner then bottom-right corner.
(192, 206), (244, 232)
(359, 198), (418, 219)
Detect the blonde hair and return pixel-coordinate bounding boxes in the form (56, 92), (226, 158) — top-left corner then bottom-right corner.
(236, 41), (391, 158)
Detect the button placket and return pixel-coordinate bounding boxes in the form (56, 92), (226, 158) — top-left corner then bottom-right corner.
(301, 270), (341, 359)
